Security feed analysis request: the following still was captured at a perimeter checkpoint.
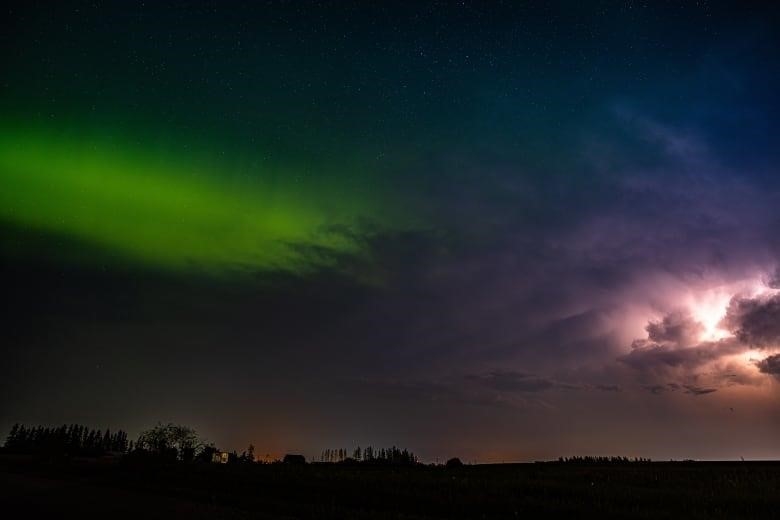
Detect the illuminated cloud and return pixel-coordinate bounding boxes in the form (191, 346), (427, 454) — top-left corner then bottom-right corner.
(756, 354), (780, 379)
(722, 293), (780, 348)
(767, 267), (780, 289)
(645, 311), (704, 347)
(621, 279), (780, 394)
(621, 337), (743, 372)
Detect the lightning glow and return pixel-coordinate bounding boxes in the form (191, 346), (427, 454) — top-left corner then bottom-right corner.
(687, 288), (732, 342)
(684, 278), (778, 343)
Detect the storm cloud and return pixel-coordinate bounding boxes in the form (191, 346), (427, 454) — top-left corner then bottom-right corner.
(722, 293), (780, 348)
(645, 311), (705, 347)
(756, 354), (780, 378)
(620, 338), (743, 372)
(618, 292), (780, 394)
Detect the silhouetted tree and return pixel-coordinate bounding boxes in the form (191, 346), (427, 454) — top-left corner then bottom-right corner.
(446, 457), (463, 468)
(135, 423), (203, 462)
(4, 423), (20, 449)
(283, 454), (306, 464)
(245, 443), (255, 462)
(196, 443), (218, 463)
(558, 455), (652, 464)
(3, 423), (129, 457)
(316, 445), (418, 466)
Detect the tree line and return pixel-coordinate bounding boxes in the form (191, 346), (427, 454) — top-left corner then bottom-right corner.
(557, 456), (652, 464)
(318, 445), (418, 465)
(4, 423), (652, 466)
(4, 423), (129, 456)
(1, 422), (251, 463)
(2, 423), (420, 466)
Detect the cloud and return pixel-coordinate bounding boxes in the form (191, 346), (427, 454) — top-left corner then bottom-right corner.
(642, 382), (717, 396)
(682, 384), (717, 396)
(619, 308), (756, 393)
(644, 384), (667, 395)
(621, 336), (742, 371)
(620, 286), (780, 392)
(356, 375), (558, 411)
(645, 310), (704, 347)
(706, 361), (766, 387)
(756, 354), (780, 378)
(465, 371), (579, 393)
(767, 267), (780, 289)
(357, 369), (598, 414)
(721, 293), (780, 348)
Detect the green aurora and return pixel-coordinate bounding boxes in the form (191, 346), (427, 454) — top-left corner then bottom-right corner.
(0, 124), (409, 275)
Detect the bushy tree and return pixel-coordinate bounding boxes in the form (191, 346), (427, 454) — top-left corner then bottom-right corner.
(135, 423), (203, 462)
(446, 457), (463, 468)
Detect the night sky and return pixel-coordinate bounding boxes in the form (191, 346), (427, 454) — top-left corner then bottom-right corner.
(2, 1), (780, 462)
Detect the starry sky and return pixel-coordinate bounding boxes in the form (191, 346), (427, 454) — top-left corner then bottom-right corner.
(2, 1), (780, 462)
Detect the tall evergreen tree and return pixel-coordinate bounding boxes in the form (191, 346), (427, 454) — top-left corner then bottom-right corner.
(5, 423), (19, 448)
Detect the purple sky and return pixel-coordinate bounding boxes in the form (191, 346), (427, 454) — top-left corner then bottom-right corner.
(2, 2), (780, 461)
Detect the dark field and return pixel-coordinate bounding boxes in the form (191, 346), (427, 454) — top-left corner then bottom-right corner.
(1, 455), (778, 519)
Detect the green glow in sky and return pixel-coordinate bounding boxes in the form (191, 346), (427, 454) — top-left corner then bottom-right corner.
(0, 125), (403, 275)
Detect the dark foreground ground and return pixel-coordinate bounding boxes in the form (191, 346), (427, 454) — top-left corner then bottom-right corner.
(1, 454), (778, 519)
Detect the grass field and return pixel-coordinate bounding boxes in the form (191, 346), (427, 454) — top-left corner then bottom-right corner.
(1, 454), (778, 519)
